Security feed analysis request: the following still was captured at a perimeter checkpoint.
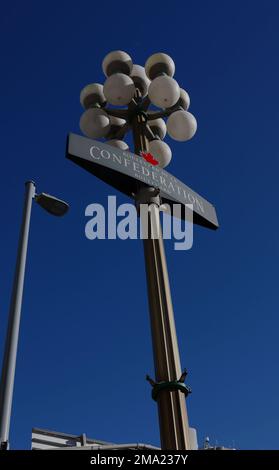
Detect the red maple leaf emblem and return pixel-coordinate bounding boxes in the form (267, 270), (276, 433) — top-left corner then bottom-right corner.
(140, 151), (159, 166)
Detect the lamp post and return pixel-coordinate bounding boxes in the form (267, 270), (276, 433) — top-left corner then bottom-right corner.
(0, 181), (69, 450)
(78, 51), (198, 450)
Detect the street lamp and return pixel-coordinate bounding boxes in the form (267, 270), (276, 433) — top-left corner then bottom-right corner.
(78, 51), (198, 450)
(79, 51), (197, 168)
(0, 181), (69, 450)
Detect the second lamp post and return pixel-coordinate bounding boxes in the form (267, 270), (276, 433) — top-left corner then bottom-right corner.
(0, 181), (69, 450)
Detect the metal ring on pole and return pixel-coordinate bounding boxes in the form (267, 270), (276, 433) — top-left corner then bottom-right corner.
(151, 381), (192, 402)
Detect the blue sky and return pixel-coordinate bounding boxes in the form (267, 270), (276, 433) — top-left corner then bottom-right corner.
(0, 0), (279, 450)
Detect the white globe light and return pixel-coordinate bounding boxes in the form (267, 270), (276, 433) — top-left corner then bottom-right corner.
(148, 140), (172, 168)
(102, 50), (133, 77)
(148, 76), (180, 109)
(109, 116), (126, 127)
(103, 73), (136, 106)
(167, 110), (197, 142)
(80, 83), (106, 109)
(148, 118), (167, 139)
(107, 116), (126, 138)
(145, 53), (175, 79)
(169, 88), (190, 111)
(179, 88), (190, 110)
(130, 64), (150, 97)
(106, 139), (129, 150)
(79, 108), (110, 138)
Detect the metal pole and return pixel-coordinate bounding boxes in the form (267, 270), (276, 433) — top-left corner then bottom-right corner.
(0, 181), (35, 449)
(132, 111), (191, 450)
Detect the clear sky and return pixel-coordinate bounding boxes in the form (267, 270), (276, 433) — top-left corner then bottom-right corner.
(0, 0), (278, 450)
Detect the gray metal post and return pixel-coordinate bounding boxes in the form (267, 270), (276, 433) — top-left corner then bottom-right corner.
(0, 181), (35, 449)
(132, 111), (191, 450)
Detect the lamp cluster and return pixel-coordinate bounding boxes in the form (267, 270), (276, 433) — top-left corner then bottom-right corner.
(79, 51), (197, 168)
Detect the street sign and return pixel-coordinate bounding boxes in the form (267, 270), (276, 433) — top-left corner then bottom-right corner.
(66, 133), (218, 230)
